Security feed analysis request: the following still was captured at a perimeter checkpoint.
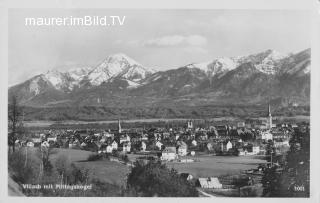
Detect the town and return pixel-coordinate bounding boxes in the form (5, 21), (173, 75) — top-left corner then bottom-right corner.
(12, 105), (310, 197)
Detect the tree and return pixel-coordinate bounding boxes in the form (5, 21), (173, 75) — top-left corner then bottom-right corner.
(261, 166), (281, 196)
(36, 147), (56, 178)
(126, 160), (198, 197)
(8, 95), (24, 152)
(265, 140), (275, 164)
(262, 127), (310, 197)
(8, 148), (35, 184)
(240, 130), (255, 141)
(281, 127), (310, 197)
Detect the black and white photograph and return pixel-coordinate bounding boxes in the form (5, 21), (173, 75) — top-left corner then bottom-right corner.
(1, 0), (319, 200)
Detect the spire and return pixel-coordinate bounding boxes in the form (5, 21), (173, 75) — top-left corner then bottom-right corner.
(268, 103), (271, 117)
(118, 119), (122, 133)
(268, 103), (272, 130)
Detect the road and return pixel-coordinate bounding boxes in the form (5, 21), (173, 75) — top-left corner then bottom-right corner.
(197, 188), (220, 197)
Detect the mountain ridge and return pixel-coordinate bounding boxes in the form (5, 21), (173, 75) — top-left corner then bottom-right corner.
(9, 48), (310, 120)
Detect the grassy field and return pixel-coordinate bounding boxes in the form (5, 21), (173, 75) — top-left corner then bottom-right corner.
(26, 148), (129, 186)
(50, 148), (94, 162)
(166, 155), (266, 178)
(76, 160), (129, 186)
(51, 148), (129, 185)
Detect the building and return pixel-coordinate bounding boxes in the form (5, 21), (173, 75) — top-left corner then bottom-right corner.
(237, 122), (245, 128)
(252, 146), (260, 155)
(154, 133), (162, 141)
(216, 125), (229, 137)
(120, 134), (130, 144)
(141, 141), (146, 151)
(239, 148), (248, 156)
(41, 141), (50, 148)
(267, 104), (273, 130)
(274, 140), (290, 148)
(180, 173), (194, 181)
(141, 134), (148, 141)
(187, 120), (193, 129)
(47, 137), (57, 142)
(112, 140), (118, 150)
(197, 177), (223, 189)
(156, 141), (163, 150)
(32, 138), (41, 144)
(261, 131), (273, 140)
(80, 142), (87, 148)
(272, 131), (289, 140)
(106, 145), (113, 153)
(123, 142), (131, 153)
(226, 141), (233, 151)
(118, 119), (122, 133)
(26, 142), (34, 147)
(161, 147), (177, 161)
(103, 131), (114, 138)
(177, 141), (188, 156)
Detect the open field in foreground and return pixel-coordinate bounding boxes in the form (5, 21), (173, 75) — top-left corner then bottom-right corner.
(50, 148), (129, 185)
(25, 148), (266, 186)
(25, 148), (129, 186)
(166, 155), (266, 178)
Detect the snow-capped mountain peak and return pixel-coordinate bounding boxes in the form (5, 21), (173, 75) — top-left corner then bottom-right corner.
(87, 53), (155, 85)
(187, 49), (291, 76)
(43, 70), (66, 89)
(106, 53), (142, 66)
(17, 53), (155, 93)
(250, 49), (289, 74)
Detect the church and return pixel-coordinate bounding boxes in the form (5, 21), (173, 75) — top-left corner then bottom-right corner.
(266, 104), (273, 130)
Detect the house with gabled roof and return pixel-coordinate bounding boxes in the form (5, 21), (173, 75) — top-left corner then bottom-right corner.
(156, 141), (163, 150)
(177, 141), (188, 156)
(141, 141), (146, 151)
(112, 140), (118, 150)
(161, 146), (177, 161)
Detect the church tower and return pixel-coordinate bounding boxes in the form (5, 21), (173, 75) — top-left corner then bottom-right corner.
(118, 119), (122, 133)
(268, 104), (272, 130)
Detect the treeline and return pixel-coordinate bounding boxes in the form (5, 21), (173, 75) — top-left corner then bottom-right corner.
(21, 105), (309, 121)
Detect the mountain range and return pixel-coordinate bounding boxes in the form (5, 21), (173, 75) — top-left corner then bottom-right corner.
(9, 48), (310, 121)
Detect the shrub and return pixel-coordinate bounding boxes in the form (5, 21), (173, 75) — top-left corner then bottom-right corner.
(126, 160), (198, 197)
(54, 154), (69, 176)
(87, 153), (103, 161)
(68, 163), (90, 184)
(8, 148), (35, 184)
(121, 154), (129, 163)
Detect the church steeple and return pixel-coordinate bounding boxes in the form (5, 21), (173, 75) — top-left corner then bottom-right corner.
(268, 104), (271, 117)
(118, 119), (122, 133)
(267, 104), (272, 129)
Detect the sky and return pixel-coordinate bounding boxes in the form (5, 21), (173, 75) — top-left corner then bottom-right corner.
(8, 9), (311, 86)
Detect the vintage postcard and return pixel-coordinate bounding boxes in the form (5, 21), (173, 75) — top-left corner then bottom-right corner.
(1, 0), (319, 201)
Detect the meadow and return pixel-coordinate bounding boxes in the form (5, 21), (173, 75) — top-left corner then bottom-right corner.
(24, 148), (129, 186)
(166, 155), (266, 178)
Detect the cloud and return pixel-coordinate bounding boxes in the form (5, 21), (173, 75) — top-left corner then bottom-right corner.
(143, 35), (207, 47)
(183, 46), (209, 54)
(114, 39), (123, 44)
